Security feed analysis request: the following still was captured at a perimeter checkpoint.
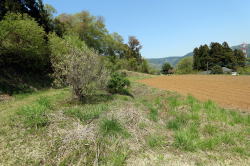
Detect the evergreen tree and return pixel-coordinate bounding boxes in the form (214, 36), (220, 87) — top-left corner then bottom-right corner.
(193, 42), (246, 71)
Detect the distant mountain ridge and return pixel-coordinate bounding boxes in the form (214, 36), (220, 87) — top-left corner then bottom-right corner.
(147, 44), (250, 68)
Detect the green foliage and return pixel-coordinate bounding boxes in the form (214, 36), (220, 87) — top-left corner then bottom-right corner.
(237, 66), (250, 75)
(139, 59), (151, 73)
(146, 135), (165, 148)
(100, 118), (129, 137)
(109, 151), (128, 166)
(211, 65), (223, 74)
(173, 125), (199, 151)
(36, 96), (52, 109)
(0, 13), (48, 72)
(193, 42), (246, 70)
(202, 124), (218, 136)
(49, 34), (109, 101)
(55, 11), (127, 59)
(166, 95), (249, 154)
(167, 114), (189, 130)
(1, 9), (146, 95)
(64, 104), (108, 122)
(161, 62), (173, 74)
(149, 107), (159, 122)
(55, 12), (145, 72)
(176, 57), (193, 74)
(127, 36), (143, 62)
(0, 12), (52, 94)
(18, 96), (52, 129)
(0, 0), (52, 32)
(167, 95), (182, 110)
(107, 72), (130, 95)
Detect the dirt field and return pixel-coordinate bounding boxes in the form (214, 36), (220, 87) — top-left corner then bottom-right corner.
(138, 75), (250, 111)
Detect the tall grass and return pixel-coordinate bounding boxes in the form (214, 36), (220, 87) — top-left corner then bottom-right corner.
(18, 96), (52, 129)
(146, 134), (165, 148)
(100, 118), (129, 137)
(64, 104), (108, 123)
(166, 95), (250, 155)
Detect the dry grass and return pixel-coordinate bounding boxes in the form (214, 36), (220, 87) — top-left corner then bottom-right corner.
(0, 71), (249, 165)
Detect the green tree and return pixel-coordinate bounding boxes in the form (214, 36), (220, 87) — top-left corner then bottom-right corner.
(139, 59), (150, 73)
(0, 0), (52, 32)
(161, 62), (173, 74)
(176, 57), (193, 74)
(0, 13), (48, 73)
(193, 42), (246, 71)
(107, 72), (130, 95)
(128, 36), (143, 62)
(211, 65), (223, 74)
(55, 11), (108, 55)
(234, 49), (246, 69)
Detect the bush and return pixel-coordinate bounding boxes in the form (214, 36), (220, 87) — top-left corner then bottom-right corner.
(107, 72), (130, 95)
(19, 104), (49, 129)
(237, 66), (250, 75)
(139, 59), (150, 73)
(211, 65), (223, 74)
(115, 58), (151, 74)
(161, 62), (173, 74)
(49, 34), (109, 101)
(18, 97), (51, 129)
(176, 57), (193, 74)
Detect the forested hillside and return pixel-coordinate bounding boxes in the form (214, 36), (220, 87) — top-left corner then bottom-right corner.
(0, 0), (153, 95)
(147, 44), (249, 68)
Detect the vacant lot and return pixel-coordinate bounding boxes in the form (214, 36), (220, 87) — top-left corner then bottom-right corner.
(138, 75), (250, 111)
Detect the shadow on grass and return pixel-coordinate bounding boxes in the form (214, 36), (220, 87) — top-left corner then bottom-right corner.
(118, 90), (134, 98)
(69, 93), (114, 105)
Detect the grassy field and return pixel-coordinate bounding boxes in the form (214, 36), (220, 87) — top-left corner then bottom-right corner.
(0, 72), (249, 165)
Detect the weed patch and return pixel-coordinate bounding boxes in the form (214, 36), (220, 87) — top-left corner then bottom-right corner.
(167, 95), (181, 110)
(17, 96), (52, 129)
(107, 150), (128, 166)
(100, 118), (129, 137)
(167, 114), (189, 130)
(64, 104), (108, 122)
(149, 107), (158, 122)
(146, 135), (165, 148)
(202, 124), (218, 136)
(173, 127), (199, 151)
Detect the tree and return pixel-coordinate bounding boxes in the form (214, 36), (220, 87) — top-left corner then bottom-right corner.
(140, 59), (150, 73)
(193, 42), (246, 71)
(0, 13), (48, 73)
(234, 49), (246, 69)
(54, 11), (146, 73)
(49, 34), (109, 101)
(161, 62), (173, 74)
(128, 36), (143, 62)
(0, 0), (52, 33)
(176, 57), (193, 74)
(55, 11), (108, 55)
(211, 65), (223, 74)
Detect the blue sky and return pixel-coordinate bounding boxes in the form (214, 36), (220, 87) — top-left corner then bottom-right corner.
(44, 0), (250, 58)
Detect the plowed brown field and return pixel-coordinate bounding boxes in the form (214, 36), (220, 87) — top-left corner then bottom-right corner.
(138, 75), (250, 111)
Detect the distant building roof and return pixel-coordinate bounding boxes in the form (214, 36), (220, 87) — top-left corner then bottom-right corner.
(222, 67), (232, 73)
(199, 70), (211, 74)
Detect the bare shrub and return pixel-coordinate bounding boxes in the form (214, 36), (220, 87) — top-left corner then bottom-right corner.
(49, 34), (109, 101)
